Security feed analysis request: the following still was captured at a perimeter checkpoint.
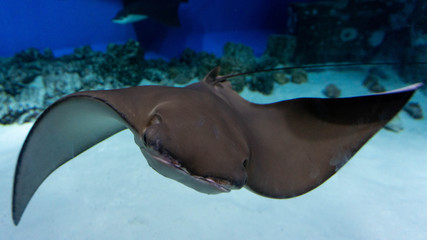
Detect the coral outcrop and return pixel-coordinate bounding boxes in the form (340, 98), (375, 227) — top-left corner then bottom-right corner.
(2, 0), (426, 124)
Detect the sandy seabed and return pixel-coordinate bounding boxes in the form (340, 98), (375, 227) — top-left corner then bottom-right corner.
(1, 69), (426, 240)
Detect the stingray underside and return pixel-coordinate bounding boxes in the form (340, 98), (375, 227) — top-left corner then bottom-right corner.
(12, 94), (132, 225)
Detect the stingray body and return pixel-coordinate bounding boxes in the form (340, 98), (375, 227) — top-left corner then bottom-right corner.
(113, 0), (188, 26)
(12, 67), (421, 225)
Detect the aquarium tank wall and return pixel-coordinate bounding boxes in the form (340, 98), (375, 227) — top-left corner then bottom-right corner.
(1, 0), (426, 239)
(0, 0), (293, 57)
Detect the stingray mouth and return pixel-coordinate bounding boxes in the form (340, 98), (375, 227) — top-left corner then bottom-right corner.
(141, 139), (233, 193)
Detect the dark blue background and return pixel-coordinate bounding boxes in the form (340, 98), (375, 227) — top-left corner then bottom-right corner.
(0, 0), (301, 58)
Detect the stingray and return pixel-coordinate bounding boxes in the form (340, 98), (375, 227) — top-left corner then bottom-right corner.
(11, 67), (421, 225)
(112, 0), (188, 26)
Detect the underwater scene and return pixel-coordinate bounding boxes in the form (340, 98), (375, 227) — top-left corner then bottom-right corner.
(1, 0), (426, 239)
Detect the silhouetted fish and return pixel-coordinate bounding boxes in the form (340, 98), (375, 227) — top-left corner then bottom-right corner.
(113, 0), (188, 26)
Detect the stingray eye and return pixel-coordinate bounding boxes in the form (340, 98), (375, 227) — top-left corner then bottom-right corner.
(142, 132), (148, 145)
(243, 159), (248, 168)
(147, 114), (162, 127)
(142, 114), (163, 147)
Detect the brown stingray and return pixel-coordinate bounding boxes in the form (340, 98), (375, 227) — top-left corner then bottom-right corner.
(12, 67), (421, 225)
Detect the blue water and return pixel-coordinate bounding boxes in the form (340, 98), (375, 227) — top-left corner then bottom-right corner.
(0, 0), (296, 58)
(1, 0), (426, 239)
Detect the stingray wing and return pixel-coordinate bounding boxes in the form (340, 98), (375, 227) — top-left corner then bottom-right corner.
(243, 83), (422, 198)
(12, 94), (128, 225)
(12, 86), (165, 225)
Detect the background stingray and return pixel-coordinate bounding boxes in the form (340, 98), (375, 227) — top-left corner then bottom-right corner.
(113, 0), (188, 26)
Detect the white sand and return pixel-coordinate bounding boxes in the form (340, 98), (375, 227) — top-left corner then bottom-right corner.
(1, 69), (426, 239)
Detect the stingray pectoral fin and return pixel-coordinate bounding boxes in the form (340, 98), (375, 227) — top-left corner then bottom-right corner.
(12, 94), (132, 225)
(244, 83), (422, 198)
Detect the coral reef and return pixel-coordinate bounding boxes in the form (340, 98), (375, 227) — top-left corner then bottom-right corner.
(399, 0), (427, 95)
(323, 84), (341, 98)
(247, 72), (275, 95)
(363, 74), (386, 93)
(2, 39), (296, 124)
(220, 42), (256, 73)
(2, 0), (426, 125)
(100, 40), (145, 86)
(176, 48), (219, 80)
(290, 69), (308, 84)
(263, 34), (296, 64)
(272, 71), (289, 85)
(404, 102), (423, 119)
(288, 0), (415, 64)
(220, 42), (256, 92)
(288, 0), (426, 93)
(384, 116), (404, 132)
